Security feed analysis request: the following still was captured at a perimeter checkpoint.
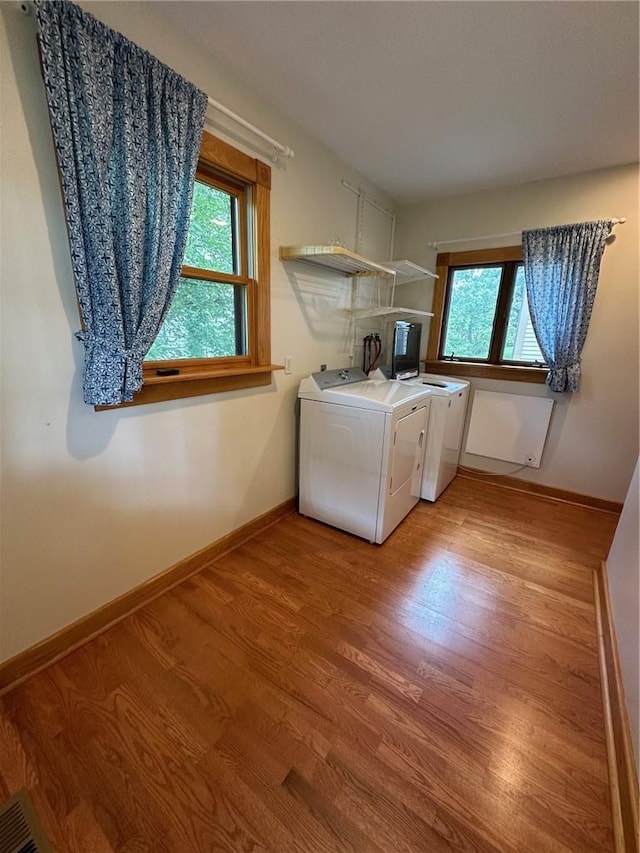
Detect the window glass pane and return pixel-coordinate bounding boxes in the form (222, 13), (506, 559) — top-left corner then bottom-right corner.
(183, 181), (236, 274)
(502, 265), (545, 364)
(441, 267), (502, 360)
(146, 277), (246, 360)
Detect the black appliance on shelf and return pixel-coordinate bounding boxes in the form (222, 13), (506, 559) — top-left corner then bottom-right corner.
(391, 321), (422, 379)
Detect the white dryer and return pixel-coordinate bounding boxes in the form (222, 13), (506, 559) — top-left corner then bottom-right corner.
(298, 368), (432, 544)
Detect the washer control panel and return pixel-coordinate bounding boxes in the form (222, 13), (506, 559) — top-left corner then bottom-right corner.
(309, 367), (368, 389)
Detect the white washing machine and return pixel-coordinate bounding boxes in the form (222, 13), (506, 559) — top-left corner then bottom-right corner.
(405, 373), (470, 500)
(298, 367), (432, 544)
(372, 369), (470, 501)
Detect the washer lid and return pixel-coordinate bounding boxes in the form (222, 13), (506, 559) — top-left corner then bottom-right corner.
(369, 367), (468, 396)
(411, 373), (469, 395)
(299, 372), (432, 412)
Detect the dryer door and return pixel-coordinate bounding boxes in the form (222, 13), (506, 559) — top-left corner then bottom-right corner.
(376, 404), (428, 543)
(389, 406), (428, 497)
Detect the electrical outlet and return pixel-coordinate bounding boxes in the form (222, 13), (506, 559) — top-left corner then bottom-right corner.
(320, 364), (327, 371)
(284, 356), (293, 375)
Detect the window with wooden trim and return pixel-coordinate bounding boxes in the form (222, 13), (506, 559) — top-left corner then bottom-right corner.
(425, 246), (548, 383)
(146, 170), (249, 362)
(115, 131), (279, 408)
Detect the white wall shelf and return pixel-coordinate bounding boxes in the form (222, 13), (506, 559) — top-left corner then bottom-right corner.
(279, 245), (437, 281)
(279, 245), (396, 278)
(385, 259), (438, 282)
(279, 244), (436, 327)
(353, 307), (434, 320)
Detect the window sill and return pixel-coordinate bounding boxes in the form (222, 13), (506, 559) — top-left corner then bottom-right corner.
(95, 364), (284, 410)
(422, 361), (548, 384)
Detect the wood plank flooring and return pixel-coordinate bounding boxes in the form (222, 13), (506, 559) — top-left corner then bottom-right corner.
(0, 477), (620, 852)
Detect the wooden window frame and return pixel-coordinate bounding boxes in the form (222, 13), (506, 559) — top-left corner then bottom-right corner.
(99, 132), (281, 409)
(147, 169), (250, 365)
(424, 246), (548, 384)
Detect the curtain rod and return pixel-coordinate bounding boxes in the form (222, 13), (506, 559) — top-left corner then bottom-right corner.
(206, 96), (294, 160)
(427, 218), (626, 249)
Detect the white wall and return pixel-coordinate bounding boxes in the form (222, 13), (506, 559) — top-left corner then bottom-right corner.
(606, 460), (639, 769)
(0, 2), (395, 662)
(395, 166), (639, 502)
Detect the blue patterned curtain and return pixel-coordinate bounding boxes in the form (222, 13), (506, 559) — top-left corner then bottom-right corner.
(522, 221), (614, 393)
(36, 2), (207, 405)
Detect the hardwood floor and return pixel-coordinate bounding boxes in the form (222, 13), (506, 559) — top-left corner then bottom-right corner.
(0, 478), (619, 852)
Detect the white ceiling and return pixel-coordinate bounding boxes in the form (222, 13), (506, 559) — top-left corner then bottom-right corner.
(155, 1), (639, 204)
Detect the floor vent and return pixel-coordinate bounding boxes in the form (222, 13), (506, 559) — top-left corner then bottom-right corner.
(0, 790), (51, 853)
